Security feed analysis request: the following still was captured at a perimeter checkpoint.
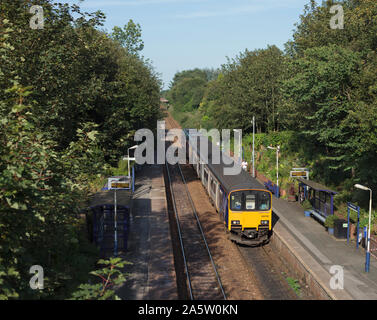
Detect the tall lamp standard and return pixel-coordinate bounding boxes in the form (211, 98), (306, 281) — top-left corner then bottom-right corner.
(267, 145), (280, 198)
(251, 116), (255, 178)
(354, 183), (373, 272)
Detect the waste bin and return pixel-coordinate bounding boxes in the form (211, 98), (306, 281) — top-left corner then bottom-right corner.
(334, 219), (348, 239)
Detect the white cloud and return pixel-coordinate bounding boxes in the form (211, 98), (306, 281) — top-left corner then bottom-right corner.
(174, 0), (303, 19)
(76, 0), (206, 8)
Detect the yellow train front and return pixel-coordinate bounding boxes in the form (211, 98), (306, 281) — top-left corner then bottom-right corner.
(185, 129), (273, 246)
(227, 188), (272, 245)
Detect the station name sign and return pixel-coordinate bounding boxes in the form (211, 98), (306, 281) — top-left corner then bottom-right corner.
(111, 181), (130, 189)
(290, 168), (309, 180)
(108, 177), (131, 190)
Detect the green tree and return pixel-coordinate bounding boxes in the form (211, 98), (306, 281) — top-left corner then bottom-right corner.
(167, 69), (209, 112)
(198, 46), (287, 133)
(111, 19), (144, 55)
(0, 0), (161, 298)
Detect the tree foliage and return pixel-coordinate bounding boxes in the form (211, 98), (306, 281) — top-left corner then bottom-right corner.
(111, 19), (144, 55)
(167, 0), (377, 206)
(0, 0), (161, 299)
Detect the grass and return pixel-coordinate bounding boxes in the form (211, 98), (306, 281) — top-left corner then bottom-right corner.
(286, 277), (301, 297)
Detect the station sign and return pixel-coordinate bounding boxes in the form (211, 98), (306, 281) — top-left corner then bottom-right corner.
(347, 202), (359, 212)
(108, 176), (131, 190)
(290, 168), (309, 180)
(111, 181), (130, 189)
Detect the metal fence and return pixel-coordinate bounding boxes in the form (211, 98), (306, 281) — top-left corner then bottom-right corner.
(370, 235), (377, 260)
(91, 204), (129, 257)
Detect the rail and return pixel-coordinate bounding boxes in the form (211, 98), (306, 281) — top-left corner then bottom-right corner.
(165, 161), (226, 300)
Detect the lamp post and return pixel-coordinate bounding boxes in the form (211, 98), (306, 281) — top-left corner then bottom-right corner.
(127, 145), (138, 178)
(267, 145), (280, 198)
(354, 183), (373, 272)
(251, 116), (255, 178)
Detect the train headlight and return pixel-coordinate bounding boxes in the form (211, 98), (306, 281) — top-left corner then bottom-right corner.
(231, 220), (240, 225)
(261, 220), (269, 225)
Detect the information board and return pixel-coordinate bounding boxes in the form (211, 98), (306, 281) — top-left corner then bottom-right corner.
(290, 168), (309, 179)
(108, 176), (131, 190)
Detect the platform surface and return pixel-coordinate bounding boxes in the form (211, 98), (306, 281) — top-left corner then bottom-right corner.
(253, 176), (377, 300)
(115, 164), (178, 300)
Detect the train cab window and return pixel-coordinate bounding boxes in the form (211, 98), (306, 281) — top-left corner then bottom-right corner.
(245, 194), (256, 210)
(258, 192), (270, 210)
(230, 193), (242, 211)
(230, 190), (271, 211)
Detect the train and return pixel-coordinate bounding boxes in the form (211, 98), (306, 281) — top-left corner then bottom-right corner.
(184, 129), (272, 246)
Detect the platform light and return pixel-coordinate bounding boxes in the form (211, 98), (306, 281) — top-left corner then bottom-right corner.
(354, 183), (373, 272)
(267, 145), (280, 198)
(354, 184), (369, 191)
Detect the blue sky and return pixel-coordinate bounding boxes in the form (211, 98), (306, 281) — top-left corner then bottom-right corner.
(65, 0), (310, 89)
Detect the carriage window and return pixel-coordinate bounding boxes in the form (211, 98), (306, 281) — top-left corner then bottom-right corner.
(212, 180), (217, 193)
(204, 170), (208, 182)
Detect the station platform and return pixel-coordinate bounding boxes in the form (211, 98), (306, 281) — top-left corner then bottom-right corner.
(115, 164), (178, 300)
(252, 176), (377, 300)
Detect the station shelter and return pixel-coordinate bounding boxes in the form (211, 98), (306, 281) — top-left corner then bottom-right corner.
(297, 177), (337, 223)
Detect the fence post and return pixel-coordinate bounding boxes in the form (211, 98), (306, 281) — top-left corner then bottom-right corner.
(132, 166), (135, 193)
(364, 226), (367, 248)
(357, 206), (360, 249)
(347, 205), (350, 244)
(114, 190), (118, 257)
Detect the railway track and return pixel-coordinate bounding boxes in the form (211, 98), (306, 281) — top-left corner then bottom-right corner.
(165, 161), (226, 300)
(237, 244), (299, 299)
(164, 112), (302, 300)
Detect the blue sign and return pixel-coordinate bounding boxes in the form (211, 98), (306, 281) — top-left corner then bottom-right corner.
(347, 202), (360, 248)
(348, 202), (359, 211)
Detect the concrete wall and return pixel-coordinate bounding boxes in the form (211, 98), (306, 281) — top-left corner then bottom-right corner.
(270, 225), (332, 300)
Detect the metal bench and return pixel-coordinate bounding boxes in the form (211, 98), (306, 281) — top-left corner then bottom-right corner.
(306, 209), (326, 224)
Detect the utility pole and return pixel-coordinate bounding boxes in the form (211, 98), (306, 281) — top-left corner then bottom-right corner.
(354, 184), (373, 272)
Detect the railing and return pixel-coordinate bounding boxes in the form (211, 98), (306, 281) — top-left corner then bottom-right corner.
(370, 235), (377, 260)
(264, 180), (279, 198)
(91, 204), (129, 256)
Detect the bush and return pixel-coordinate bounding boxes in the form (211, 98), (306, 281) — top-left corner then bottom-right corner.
(301, 199), (312, 210)
(70, 257), (131, 300)
(325, 215), (339, 228)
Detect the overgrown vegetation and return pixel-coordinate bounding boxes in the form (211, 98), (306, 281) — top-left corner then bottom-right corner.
(286, 277), (301, 297)
(70, 257), (131, 300)
(166, 0), (376, 225)
(0, 1), (161, 299)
